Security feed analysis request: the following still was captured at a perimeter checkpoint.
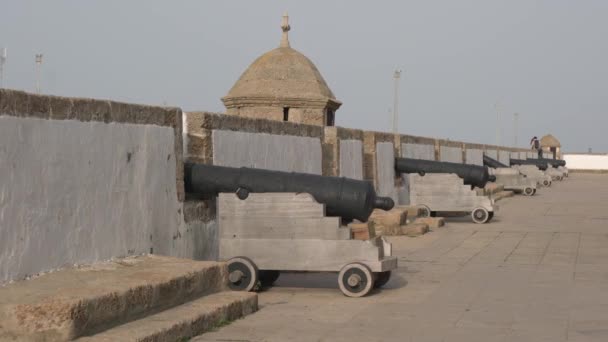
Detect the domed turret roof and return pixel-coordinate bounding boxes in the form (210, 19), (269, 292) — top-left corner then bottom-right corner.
(222, 13), (341, 110)
(541, 134), (561, 147)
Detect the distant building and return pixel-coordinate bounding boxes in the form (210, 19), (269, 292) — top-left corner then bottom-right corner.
(541, 134), (561, 159)
(222, 13), (341, 126)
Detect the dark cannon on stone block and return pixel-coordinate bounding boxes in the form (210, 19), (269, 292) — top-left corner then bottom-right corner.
(483, 155), (508, 169)
(529, 158), (566, 168)
(184, 163), (394, 223)
(394, 158), (497, 224)
(394, 157), (495, 189)
(184, 163), (398, 298)
(510, 158), (548, 171)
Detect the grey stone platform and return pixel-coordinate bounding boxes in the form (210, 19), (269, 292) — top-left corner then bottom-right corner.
(0, 255), (257, 341)
(194, 174), (608, 342)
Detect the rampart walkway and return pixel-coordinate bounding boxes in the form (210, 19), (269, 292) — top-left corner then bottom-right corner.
(196, 174), (608, 342)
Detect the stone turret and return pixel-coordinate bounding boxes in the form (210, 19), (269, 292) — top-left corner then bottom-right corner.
(222, 13), (341, 126)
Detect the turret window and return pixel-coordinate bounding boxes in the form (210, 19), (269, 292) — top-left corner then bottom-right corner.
(283, 107), (290, 121)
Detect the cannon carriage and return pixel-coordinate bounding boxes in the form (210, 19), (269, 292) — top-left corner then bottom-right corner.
(395, 158), (498, 224)
(185, 163), (397, 297)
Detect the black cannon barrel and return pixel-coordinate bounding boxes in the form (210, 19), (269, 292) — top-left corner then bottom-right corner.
(510, 158), (548, 171)
(529, 158), (566, 168)
(483, 155), (508, 169)
(394, 158), (495, 188)
(184, 163), (394, 222)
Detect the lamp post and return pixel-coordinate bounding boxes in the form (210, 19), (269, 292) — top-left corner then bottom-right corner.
(392, 69), (402, 134)
(494, 103), (502, 146)
(513, 112), (519, 147)
(35, 53), (43, 94)
(0, 48), (6, 88)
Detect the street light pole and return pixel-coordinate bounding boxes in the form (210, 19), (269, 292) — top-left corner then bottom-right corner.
(513, 112), (519, 147)
(494, 103), (501, 146)
(392, 69), (402, 134)
(0, 48), (6, 88)
(35, 53), (43, 94)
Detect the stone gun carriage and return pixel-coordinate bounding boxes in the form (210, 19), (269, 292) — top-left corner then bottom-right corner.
(185, 163), (397, 297)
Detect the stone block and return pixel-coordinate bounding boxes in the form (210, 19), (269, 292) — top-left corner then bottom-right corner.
(349, 221), (376, 241)
(369, 208), (408, 234)
(0, 255), (230, 340)
(79, 292), (257, 342)
(401, 223), (430, 237)
(415, 217), (445, 229)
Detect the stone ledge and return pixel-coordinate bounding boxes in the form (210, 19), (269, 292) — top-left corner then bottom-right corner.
(0, 255), (228, 341)
(78, 291), (257, 342)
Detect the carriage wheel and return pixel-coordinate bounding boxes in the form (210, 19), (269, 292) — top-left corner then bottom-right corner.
(227, 257), (259, 292)
(338, 263), (374, 297)
(523, 187), (534, 196)
(471, 207), (490, 224)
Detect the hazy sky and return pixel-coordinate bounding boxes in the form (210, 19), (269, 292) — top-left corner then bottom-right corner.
(1, 1), (606, 152)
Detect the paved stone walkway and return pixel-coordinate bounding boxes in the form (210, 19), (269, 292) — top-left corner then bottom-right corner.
(195, 174), (608, 342)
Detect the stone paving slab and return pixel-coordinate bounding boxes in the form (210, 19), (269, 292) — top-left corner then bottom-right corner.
(193, 174), (608, 342)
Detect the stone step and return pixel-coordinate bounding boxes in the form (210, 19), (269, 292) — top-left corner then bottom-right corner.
(0, 255), (230, 341)
(77, 291), (257, 342)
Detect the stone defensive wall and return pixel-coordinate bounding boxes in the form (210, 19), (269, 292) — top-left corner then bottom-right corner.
(0, 89), (528, 284)
(0, 89), (211, 284)
(184, 111), (529, 206)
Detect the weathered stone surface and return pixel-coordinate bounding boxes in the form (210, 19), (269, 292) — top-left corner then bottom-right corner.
(0, 115), (183, 284)
(401, 223), (430, 236)
(376, 142), (398, 202)
(494, 190), (515, 201)
(349, 221), (375, 241)
(465, 148), (484, 166)
(401, 143), (435, 160)
(79, 292), (257, 342)
(415, 217), (445, 229)
(222, 42), (342, 126)
(369, 208), (408, 228)
(0, 256), (230, 341)
(211, 129), (322, 174)
(439, 144), (463, 163)
(339, 139), (364, 180)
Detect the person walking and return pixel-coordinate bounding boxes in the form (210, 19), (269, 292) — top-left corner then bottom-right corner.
(530, 136), (542, 158)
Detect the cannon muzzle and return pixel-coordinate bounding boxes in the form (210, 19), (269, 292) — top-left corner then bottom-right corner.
(185, 163), (394, 222)
(395, 158), (493, 188)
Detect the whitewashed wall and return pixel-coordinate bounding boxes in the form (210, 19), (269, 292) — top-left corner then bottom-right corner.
(564, 154), (608, 170)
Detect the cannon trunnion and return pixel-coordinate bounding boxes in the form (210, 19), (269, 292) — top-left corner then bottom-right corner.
(185, 163), (394, 223)
(395, 157), (495, 188)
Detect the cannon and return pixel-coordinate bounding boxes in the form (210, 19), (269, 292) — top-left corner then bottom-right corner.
(483, 155), (536, 196)
(510, 158), (548, 171)
(185, 163), (394, 222)
(395, 158), (495, 189)
(483, 155), (508, 169)
(530, 158), (566, 168)
(394, 158), (497, 224)
(185, 163), (397, 297)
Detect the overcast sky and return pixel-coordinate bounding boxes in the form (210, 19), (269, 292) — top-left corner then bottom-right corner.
(1, 1), (606, 152)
